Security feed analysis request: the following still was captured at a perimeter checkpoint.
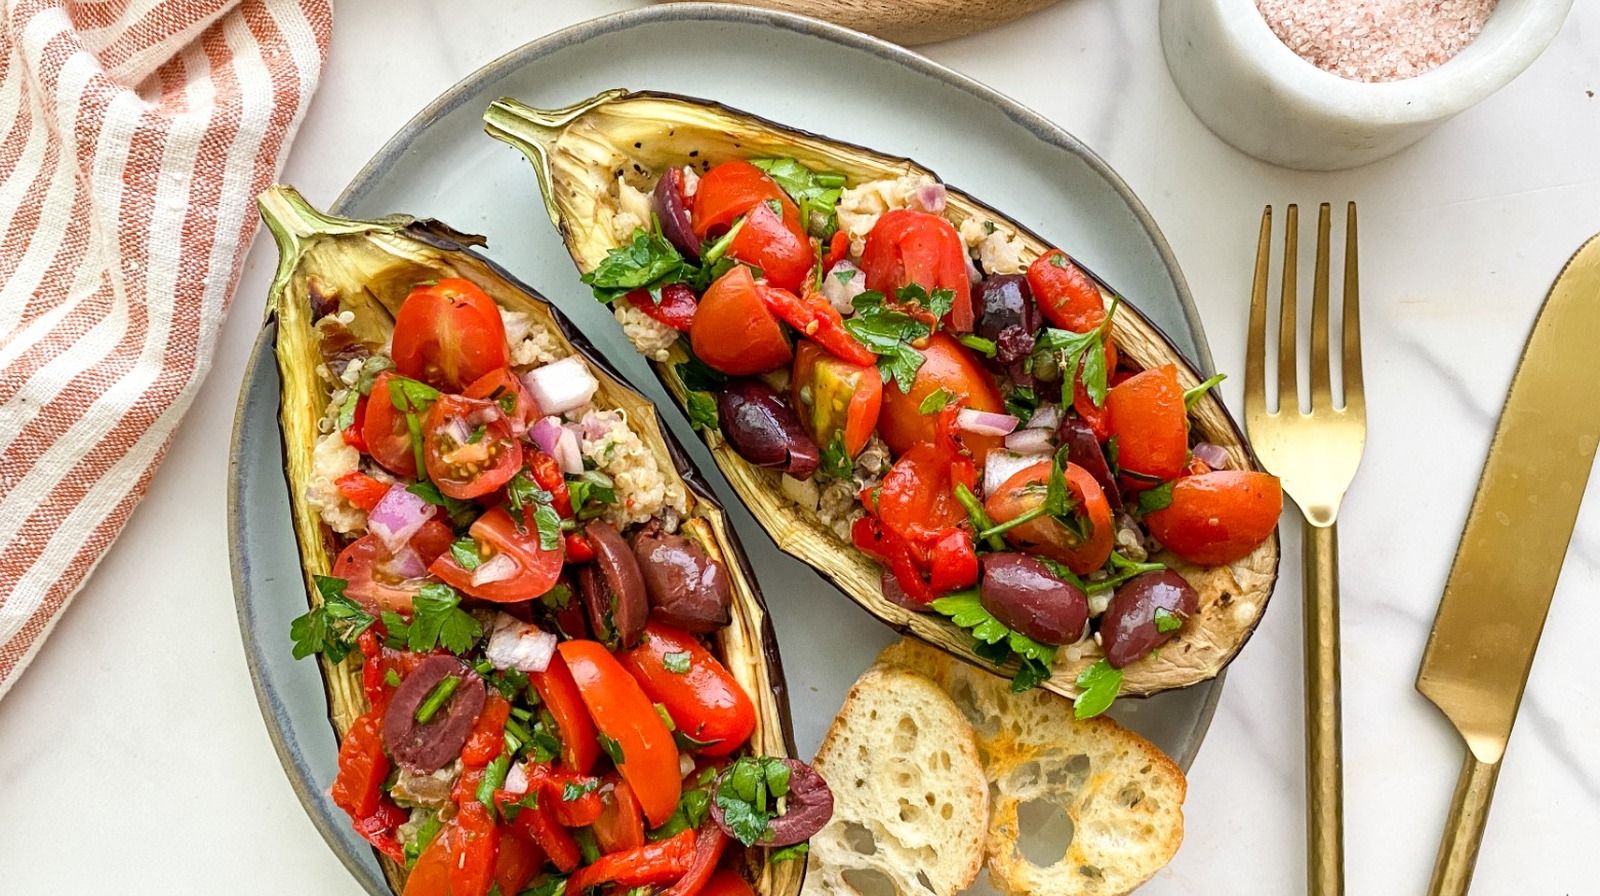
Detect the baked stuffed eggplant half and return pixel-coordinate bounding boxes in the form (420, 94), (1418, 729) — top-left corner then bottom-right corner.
(484, 91), (1281, 709)
(259, 185), (824, 896)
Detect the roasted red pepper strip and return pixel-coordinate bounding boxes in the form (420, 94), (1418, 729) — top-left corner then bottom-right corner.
(450, 800), (500, 896)
(519, 763), (604, 828)
(627, 283), (698, 332)
(564, 829), (696, 893)
(350, 798), (407, 863)
(335, 471), (389, 512)
(500, 791), (582, 873)
(662, 824), (730, 896)
(758, 284), (876, 366)
(529, 653), (600, 774)
(822, 230), (849, 273)
(330, 709), (389, 820)
(460, 692), (511, 769)
(851, 517), (933, 604)
(592, 775), (646, 854)
(927, 528), (978, 593)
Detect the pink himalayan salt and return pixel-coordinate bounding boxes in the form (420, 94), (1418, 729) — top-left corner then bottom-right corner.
(1256, 0), (1499, 83)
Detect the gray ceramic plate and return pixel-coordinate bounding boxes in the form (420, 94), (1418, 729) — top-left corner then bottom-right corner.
(230, 5), (1224, 893)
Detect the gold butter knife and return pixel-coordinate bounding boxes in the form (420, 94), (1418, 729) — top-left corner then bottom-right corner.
(1417, 232), (1600, 895)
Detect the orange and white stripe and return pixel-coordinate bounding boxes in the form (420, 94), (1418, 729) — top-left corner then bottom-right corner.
(0, 0), (331, 699)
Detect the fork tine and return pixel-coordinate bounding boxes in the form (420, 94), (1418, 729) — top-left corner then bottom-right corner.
(1244, 206), (1272, 422)
(1341, 201), (1365, 418)
(1278, 204), (1300, 415)
(1309, 203), (1333, 409)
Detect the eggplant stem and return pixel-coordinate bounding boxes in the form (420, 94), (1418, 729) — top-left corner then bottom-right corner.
(483, 91), (629, 228)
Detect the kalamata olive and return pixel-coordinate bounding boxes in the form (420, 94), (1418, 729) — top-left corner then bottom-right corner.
(710, 758), (834, 847)
(382, 655), (487, 774)
(653, 167), (699, 259)
(1059, 417), (1121, 511)
(633, 524), (732, 632)
(1100, 569), (1199, 668)
(716, 380), (820, 480)
(579, 521), (649, 648)
(879, 570), (933, 614)
(979, 553), (1089, 645)
(974, 274), (1037, 344)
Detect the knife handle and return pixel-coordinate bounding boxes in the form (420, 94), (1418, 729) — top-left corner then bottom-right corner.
(1304, 522), (1344, 896)
(1427, 751), (1502, 896)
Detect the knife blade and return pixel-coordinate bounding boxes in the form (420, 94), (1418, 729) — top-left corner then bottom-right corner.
(1416, 232), (1600, 895)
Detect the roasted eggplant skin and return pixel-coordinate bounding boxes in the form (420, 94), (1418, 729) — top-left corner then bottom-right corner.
(258, 185), (802, 896)
(485, 90), (1280, 700)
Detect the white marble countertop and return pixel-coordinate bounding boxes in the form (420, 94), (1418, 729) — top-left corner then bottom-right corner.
(2, 1), (1597, 893)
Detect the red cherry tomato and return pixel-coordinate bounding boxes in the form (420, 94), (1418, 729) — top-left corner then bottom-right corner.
(690, 266), (793, 376)
(626, 283), (699, 332)
(701, 870), (757, 896)
(691, 160), (797, 240)
(1145, 471), (1283, 565)
(791, 341), (883, 458)
(592, 775), (646, 854)
(391, 278), (509, 392)
(985, 460), (1115, 575)
(463, 367), (540, 432)
(1105, 364), (1189, 484)
(557, 640), (683, 828)
(722, 199), (814, 294)
(330, 709), (389, 820)
(333, 534), (434, 616)
(617, 622), (756, 756)
(876, 442), (974, 547)
(421, 394), (522, 500)
(408, 518), (455, 565)
(429, 506), (564, 603)
(529, 651), (601, 775)
(860, 209), (973, 332)
(1027, 250), (1106, 333)
(341, 394), (370, 452)
(360, 371), (421, 478)
(1071, 339), (1119, 442)
(876, 333), (1003, 465)
(662, 824), (730, 896)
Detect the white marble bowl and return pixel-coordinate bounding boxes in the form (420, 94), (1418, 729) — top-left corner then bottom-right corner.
(1158, 0), (1574, 170)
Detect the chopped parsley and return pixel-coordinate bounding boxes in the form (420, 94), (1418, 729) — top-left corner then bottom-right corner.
(404, 583), (483, 654)
(771, 843), (810, 863)
(387, 375), (440, 478)
(676, 348), (728, 432)
(1154, 606), (1185, 634)
(957, 334), (997, 358)
(450, 536), (483, 571)
(843, 286), (955, 392)
(563, 779), (599, 802)
(477, 754), (511, 815)
(407, 480), (478, 529)
(1135, 480), (1175, 515)
(288, 575), (374, 663)
(650, 786), (712, 841)
(597, 732), (625, 766)
(1035, 295), (1120, 409)
(580, 227), (690, 303)
(663, 651), (692, 674)
(713, 756), (793, 846)
(929, 589), (1057, 692)
(750, 158), (847, 238)
(819, 432), (853, 481)
(918, 387), (956, 414)
(1073, 659), (1123, 719)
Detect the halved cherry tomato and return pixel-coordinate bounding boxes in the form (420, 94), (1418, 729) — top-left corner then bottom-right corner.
(985, 460), (1115, 575)
(1145, 471), (1283, 565)
(525, 450), (573, 518)
(822, 230), (849, 273)
(592, 775), (646, 854)
(1027, 250), (1105, 333)
(529, 651), (600, 774)
(617, 622), (756, 756)
(335, 471), (391, 512)
(423, 394), (522, 500)
(493, 827), (545, 896)
(464, 367), (540, 433)
(361, 371), (422, 478)
(409, 518), (455, 565)
(341, 394), (370, 452)
(860, 209), (973, 332)
(691, 160), (796, 240)
(557, 640), (683, 828)
(1071, 339), (1119, 442)
(402, 822), (455, 896)
(627, 283), (699, 332)
(791, 341), (883, 458)
(330, 709), (388, 820)
(877, 333), (1003, 465)
(450, 800), (500, 896)
(690, 266), (793, 376)
(701, 870), (756, 896)
(333, 534), (435, 615)
(429, 506), (564, 603)
(392, 278), (509, 392)
(724, 199), (814, 294)
(761, 287), (874, 366)
(461, 692), (511, 768)
(1105, 364), (1188, 484)
(876, 441), (975, 547)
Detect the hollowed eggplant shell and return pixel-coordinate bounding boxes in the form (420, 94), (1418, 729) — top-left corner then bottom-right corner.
(258, 185), (802, 896)
(484, 90), (1280, 701)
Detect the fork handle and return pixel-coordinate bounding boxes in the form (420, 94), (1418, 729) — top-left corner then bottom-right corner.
(1304, 521), (1345, 896)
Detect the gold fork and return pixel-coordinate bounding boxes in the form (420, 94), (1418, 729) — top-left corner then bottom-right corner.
(1244, 203), (1366, 896)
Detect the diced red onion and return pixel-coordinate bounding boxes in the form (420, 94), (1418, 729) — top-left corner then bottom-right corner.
(913, 183), (947, 213)
(822, 261), (866, 313)
(471, 552), (520, 587)
(522, 356), (598, 416)
(1003, 426), (1054, 455)
(485, 613), (558, 673)
(984, 449), (1045, 497)
(966, 253), (982, 285)
(385, 544), (428, 580)
(504, 761), (531, 796)
(1193, 441), (1231, 470)
(1025, 405), (1062, 431)
(443, 415), (472, 448)
(528, 416), (565, 456)
(553, 426), (584, 476)
(958, 408), (1019, 437)
(366, 484), (436, 553)
(580, 410), (621, 442)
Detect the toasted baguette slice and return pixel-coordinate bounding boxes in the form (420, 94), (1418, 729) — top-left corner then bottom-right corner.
(803, 665), (988, 896)
(877, 639), (1186, 896)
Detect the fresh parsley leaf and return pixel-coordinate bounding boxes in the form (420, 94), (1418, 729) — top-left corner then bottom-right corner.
(715, 757), (793, 846)
(529, 503), (563, 552)
(929, 589), (1058, 691)
(844, 290), (931, 392)
(819, 432), (852, 481)
(288, 575), (374, 663)
(918, 387), (956, 414)
(387, 375), (440, 413)
(477, 754), (511, 815)
(580, 227), (690, 303)
(381, 611), (410, 649)
(1184, 373), (1227, 409)
(650, 787), (712, 841)
(685, 389), (719, 431)
(771, 843), (810, 863)
(1154, 606), (1185, 634)
(407, 481), (478, 529)
(663, 651), (692, 674)
(1089, 552), (1167, 593)
(1004, 385), (1038, 424)
(403, 812), (444, 867)
(335, 390), (360, 431)
(1073, 659), (1123, 719)
(751, 158), (846, 238)
(1136, 480), (1175, 515)
(597, 732), (625, 766)
(384, 668), (402, 687)
(408, 583), (483, 654)
(958, 334), (998, 358)
(488, 666), (529, 701)
(519, 876), (567, 896)
(563, 779), (599, 802)
(450, 537), (483, 571)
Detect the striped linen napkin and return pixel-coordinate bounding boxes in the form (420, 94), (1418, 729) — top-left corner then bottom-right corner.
(0, 0), (330, 699)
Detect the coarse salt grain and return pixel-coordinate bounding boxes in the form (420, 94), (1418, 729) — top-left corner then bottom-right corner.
(1256, 0), (1498, 83)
